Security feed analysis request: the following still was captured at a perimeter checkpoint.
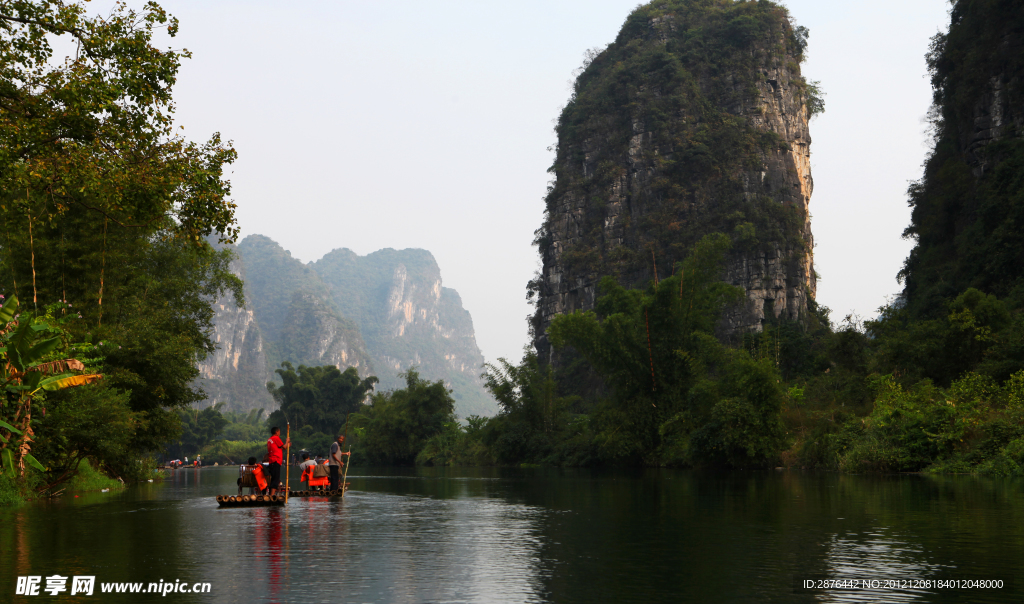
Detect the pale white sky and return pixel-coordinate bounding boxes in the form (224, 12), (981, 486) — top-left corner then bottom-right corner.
(153, 0), (950, 364)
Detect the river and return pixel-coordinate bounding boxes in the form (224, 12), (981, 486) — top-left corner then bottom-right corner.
(2, 467), (1021, 603)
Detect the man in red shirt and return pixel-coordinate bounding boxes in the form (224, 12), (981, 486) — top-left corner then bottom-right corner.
(266, 426), (290, 496)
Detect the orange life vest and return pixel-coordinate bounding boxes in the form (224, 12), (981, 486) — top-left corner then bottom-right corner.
(309, 472), (329, 487)
(300, 464), (328, 487)
(252, 464), (268, 491)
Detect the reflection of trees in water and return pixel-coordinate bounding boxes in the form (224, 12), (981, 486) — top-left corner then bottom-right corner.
(822, 530), (946, 603)
(0, 489), (189, 591)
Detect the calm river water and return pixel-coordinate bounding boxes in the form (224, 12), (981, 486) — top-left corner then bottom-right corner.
(2, 467), (1022, 603)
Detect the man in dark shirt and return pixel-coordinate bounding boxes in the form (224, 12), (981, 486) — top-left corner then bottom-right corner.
(266, 426), (290, 496)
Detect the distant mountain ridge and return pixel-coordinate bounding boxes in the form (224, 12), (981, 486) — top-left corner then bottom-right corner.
(198, 235), (497, 418)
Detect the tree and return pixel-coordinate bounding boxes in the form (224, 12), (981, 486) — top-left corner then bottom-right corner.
(267, 363), (378, 438)
(481, 349), (578, 463)
(0, 1), (242, 484)
(166, 404), (228, 460)
(30, 382), (137, 487)
(869, 288), (1016, 386)
(485, 349), (575, 433)
(0, 296), (103, 485)
(548, 234), (786, 467)
(354, 369), (455, 465)
(0, 0), (238, 247)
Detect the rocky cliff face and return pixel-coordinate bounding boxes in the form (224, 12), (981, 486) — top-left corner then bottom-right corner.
(197, 236), (496, 417)
(314, 248), (494, 417)
(532, 0), (816, 355)
(233, 235), (373, 374)
(277, 291), (374, 371)
(196, 252), (275, 412)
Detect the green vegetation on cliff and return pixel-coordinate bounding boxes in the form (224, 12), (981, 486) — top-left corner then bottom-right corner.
(233, 235), (372, 373)
(901, 0), (1024, 316)
(868, 0), (1024, 391)
(312, 247), (494, 415)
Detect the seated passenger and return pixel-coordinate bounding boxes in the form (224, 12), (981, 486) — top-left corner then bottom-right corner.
(305, 457), (330, 491)
(299, 453), (317, 489)
(238, 456), (268, 495)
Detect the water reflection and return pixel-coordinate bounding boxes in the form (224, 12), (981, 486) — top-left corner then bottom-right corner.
(820, 530), (947, 603)
(1, 468), (1021, 603)
(156, 471), (551, 603)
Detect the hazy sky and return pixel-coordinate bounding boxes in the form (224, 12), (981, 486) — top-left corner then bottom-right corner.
(150, 0), (951, 365)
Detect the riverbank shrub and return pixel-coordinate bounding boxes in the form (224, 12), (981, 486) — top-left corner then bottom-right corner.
(477, 351), (578, 465)
(0, 474), (22, 506)
(687, 353), (787, 467)
(352, 369), (456, 465)
(789, 370), (1024, 475)
(543, 234), (786, 468)
(68, 460), (123, 493)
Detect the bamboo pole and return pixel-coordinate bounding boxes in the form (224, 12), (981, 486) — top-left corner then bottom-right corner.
(341, 445), (351, 497)
(340, 414), (350, 495)
(284, 422), (290, 502)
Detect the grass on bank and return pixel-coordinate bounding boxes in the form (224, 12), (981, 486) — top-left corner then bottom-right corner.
(1, 458), (131, 506)
(67, 459), (125, 493)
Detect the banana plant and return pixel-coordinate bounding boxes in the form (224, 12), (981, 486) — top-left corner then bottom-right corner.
(0, 295), (103, 478)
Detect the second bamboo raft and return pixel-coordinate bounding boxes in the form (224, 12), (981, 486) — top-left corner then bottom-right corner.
(216, 494), (287, 507)
(287, 484), (350, 498)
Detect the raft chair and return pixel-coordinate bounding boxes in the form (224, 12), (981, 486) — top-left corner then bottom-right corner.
(238, 463), (268, 495)
(300, 462), (330, 492)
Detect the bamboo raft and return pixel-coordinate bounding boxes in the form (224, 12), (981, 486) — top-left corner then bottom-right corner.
(287, 484), (350, 498)
(216, 494), (287, 507)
